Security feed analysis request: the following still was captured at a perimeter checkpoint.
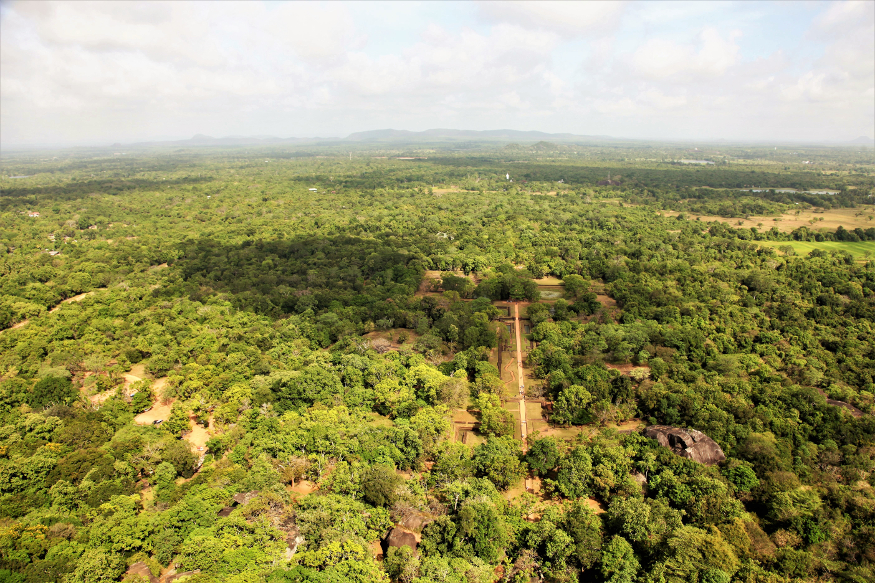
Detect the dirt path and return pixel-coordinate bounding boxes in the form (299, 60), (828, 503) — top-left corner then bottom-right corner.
(88, 389), (115, 407)
(502, 355), (517, 383)
(122, 363), (146, 387)
(5, 288), (106, 332)
(514, 304), (531, 492)
(49, 289), (105, 313)
(134, 387), (173, 425)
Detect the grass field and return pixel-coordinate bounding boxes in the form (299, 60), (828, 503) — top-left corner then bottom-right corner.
(662, 206), (875, 233)
(758, 240), (875, 259)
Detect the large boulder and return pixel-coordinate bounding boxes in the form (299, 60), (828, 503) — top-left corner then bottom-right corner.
(232, 490), (259, 505)
(382, 527), (418, 554)
(398, 509), (434, 533)
(643, 425), (726, 465)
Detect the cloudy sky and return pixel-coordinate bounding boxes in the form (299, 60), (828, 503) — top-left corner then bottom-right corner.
(1, 0), (873, 147)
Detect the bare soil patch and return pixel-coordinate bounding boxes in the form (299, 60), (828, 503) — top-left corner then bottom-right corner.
(502, 477), (528, 501)
(417, 270), (480, 297)
(151, 377), (169, 399)
(184, 414), (211, 453)
(289, 480), (318, 496)
(123, 363), (147, 386)
(363, 328), (420, 351)
(134, 395), (174, 426)
(370, 540), (384, 561)
(595, 294), (617, 309)
(660, 206), (875, 233)
(605, 418), (645, 433)
(604, 363), (649, 374)
(49, 294), (92, 313)
(88, 389), (116, 407)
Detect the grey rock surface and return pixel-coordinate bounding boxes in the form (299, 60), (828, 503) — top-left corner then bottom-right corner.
(643, 425), (726, 465)
(383, 527), (418, 552)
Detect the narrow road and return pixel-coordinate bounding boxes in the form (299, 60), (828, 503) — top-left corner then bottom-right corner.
(514, 304), (532, 492)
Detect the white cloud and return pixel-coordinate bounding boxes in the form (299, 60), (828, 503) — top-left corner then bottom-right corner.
(477, 1), (627, 37)
(775, 1), (874, 129)
(0, 0), (871, 145)
(809, 0), (874, 38)
(629, 27), (741, 81)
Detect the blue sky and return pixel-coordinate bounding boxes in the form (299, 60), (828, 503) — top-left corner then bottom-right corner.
(1, 1), (872, 146)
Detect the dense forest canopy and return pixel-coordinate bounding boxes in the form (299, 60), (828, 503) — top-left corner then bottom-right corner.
(1, 142), (874, 583)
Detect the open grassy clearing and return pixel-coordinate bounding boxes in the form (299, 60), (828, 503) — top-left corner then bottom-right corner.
(362, 328), (420, 350)
(503, 404), (523, 441)
(757, 240), (875, 259)
(534, 277), (564, 286)
(660, 206), (875, 233)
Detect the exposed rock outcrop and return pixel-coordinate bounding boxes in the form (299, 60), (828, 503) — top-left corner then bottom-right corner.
(232, 490), (259, 505)
(397, 509), (434, 533)
(643, 425), (726, 465)
(382, 527), (418, 554)
(825, 398), (864, 418)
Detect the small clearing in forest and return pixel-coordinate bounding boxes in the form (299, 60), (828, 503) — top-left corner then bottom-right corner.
(134, 392), (174, 425)
(184, 413), (211, 453)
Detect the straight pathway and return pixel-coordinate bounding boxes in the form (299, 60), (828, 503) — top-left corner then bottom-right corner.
(514, 304), (532, 492)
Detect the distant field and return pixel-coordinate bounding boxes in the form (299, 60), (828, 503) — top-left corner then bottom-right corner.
(758, 240), (875, 259)
(661, 206), (875, 233)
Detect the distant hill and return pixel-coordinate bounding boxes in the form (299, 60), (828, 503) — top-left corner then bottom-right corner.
(504, 141), (567, 152)
(344, 128), (618, 143)
(847, 136), (875, 146)
(116, 134), (339, 148)
(108, 128), (628, 148)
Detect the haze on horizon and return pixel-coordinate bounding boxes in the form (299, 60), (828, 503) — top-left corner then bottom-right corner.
(1, 0), (873, 149)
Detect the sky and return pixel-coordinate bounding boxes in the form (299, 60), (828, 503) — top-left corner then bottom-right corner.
(1, 0), (873, 147)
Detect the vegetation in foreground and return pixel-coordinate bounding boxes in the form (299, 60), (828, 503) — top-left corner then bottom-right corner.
(1, 142), (874, 583)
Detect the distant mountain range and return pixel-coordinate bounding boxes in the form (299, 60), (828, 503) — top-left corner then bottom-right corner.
(111, 134), (336, 148)
(111, 129), (626, 149)
(109, 129), (875, 148)
(343, 128), (619, 143)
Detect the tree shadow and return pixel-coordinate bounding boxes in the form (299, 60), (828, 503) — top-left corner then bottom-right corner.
(167, 234), (429, 319)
